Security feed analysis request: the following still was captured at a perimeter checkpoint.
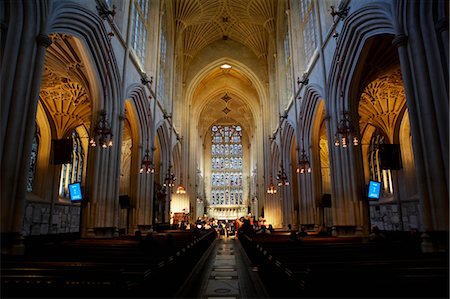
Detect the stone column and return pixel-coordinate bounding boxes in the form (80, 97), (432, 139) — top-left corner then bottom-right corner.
(1, 1), (51, 253)
(393, 29), (448, 250)
(327, 111), (366, 236)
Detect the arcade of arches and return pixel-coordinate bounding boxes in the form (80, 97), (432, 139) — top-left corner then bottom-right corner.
(1, 0), (448, 253)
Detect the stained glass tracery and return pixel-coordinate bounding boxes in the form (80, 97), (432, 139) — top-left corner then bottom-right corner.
(59, 130), (84, 198)
(211, 125), (243, 205)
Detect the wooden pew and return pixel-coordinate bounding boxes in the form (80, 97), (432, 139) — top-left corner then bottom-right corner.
(239, 233), (449, 298)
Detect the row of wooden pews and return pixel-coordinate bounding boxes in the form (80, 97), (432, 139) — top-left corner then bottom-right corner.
(239, 231), (448, 298)
(2, 229), (216, 298)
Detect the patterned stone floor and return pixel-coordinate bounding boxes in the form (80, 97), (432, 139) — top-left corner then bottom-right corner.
(177, 236), (267, 299)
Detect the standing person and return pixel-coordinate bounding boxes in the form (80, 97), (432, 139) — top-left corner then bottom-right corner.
(235, 217), (243, 237)
(218, 221), (225, 239)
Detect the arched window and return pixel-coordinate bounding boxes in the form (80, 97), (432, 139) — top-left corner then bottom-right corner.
(131, 0), (150, 66)
(27, 126), (40, 192)
(283, 20), (293, 97)
(157, 7), (167, 101)
(211, 125), (243, 206)
(368, 130), (393, 194)
(59, 130), (84, 198)
(299, 0), (317, 68)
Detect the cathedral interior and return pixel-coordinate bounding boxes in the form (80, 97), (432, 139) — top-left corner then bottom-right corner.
(1, 0), (449, 298)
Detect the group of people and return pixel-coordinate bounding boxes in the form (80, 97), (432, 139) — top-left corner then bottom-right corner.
(184, 214), (278, 239)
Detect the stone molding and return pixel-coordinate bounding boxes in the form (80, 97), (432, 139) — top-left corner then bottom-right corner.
(392, 34), (408, 48)
(36, 34), (52, 48)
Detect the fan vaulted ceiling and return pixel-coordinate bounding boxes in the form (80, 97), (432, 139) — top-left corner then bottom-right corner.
(175, 0), (277, 62)
(40, 34), (92, 139)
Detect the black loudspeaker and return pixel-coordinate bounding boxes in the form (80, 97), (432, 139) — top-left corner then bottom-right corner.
(379, 144), (402, 170)
(119, 195), (130, 208)
(321, 194), (332, 208)
(51, 139), (73, 164)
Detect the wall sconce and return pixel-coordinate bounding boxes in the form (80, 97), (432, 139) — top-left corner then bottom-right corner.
(90, 109), (113, 148)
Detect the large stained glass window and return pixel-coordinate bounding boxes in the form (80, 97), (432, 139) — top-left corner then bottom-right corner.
(211, 125), (243, 205)
(59, 129), (84, 198)
(368, 129), (393, 194)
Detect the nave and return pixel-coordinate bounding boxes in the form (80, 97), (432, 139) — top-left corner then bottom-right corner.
(1, 1), (448, 298)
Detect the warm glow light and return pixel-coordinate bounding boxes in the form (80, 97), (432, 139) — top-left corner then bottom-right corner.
(176, 185), (186, 194)
(220, 63), (232, 69)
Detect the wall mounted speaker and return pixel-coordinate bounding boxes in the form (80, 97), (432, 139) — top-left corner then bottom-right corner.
(379, 144), (402, 170)
(51, 139), (73, 164)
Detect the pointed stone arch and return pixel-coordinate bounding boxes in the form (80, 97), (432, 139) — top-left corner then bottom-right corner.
(45, 2), (123, 237)
(325, 2), (397, 233)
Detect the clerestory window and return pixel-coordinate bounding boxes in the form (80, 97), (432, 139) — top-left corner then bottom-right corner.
(131, 0), (150, 66)
(299, 0), (317, 68)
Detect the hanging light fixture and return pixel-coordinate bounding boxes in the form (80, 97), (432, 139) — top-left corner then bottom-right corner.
(176, 183), (186, 194)
(90, 109), (113, 148)
(294, 72), (312, 175)
(140, 149), (154, 174)
(176, 136), (186, 194)
(297, 148), (311, 174)
(163, 165), (176, 188)
(140, 76), (156, 174)
(276, 125), (290, 187)
(163, 108), (177, 191)
(267, 174), (277, 194)
(331, 9), (359, 148)
(277, 165), (290, 186)
(334, 111), (359, 147)
(267, 136), (278, 194)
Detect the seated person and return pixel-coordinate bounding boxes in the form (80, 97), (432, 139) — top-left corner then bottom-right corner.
(369, 225), (386, 242)
(257, 225), (270, 234)
(298, 226), (308, 237)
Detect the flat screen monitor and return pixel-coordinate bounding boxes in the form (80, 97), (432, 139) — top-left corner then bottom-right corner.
(368, 180), (381, 200)
(68, 182), (83, 202)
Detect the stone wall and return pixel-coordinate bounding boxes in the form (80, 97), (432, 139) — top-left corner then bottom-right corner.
(22, 201), (81, 236)
(369, 200), (422, 231)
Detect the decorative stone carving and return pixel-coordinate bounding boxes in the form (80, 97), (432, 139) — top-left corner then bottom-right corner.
(175, 0), (276, 64)
(392, 34), (408, 48)
(358, 69), (406, 141)
(39, 34), (91, 137)
(36, 34), (52, 48)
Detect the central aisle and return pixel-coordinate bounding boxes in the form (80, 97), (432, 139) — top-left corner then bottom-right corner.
(176, 236), (268, 299)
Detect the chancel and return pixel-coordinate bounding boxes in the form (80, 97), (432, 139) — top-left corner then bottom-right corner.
(1, 0), (448, 298)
